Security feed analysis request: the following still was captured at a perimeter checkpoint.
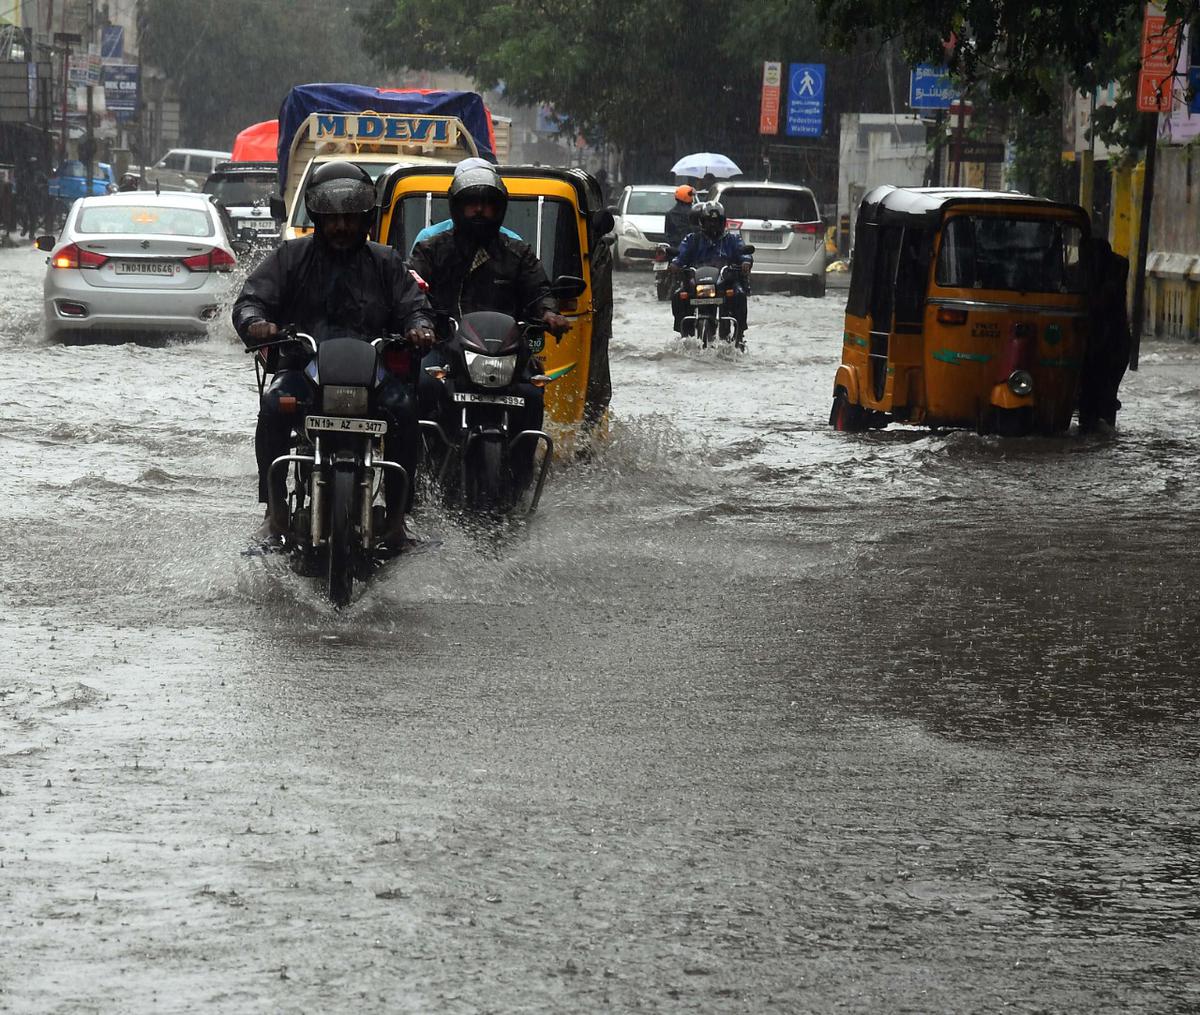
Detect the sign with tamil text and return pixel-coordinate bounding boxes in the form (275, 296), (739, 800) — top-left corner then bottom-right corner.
(785, 63), (824, 138)
(759, 61), (781, 135)
(909, 64), (960, 109)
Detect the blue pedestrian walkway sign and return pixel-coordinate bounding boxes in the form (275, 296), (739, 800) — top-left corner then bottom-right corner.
(786, 63), (824, 138)
(909, 64), (959, 109)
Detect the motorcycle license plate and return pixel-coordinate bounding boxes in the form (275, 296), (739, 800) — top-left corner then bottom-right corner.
(305, 415), (387, 435)
(116, 261), (176, 275)
(653, 262), (668, 272)
(451, 392), (526, 407)
(692, 297), (724, 305)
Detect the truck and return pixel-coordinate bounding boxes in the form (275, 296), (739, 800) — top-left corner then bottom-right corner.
(273, 83), (508, 239)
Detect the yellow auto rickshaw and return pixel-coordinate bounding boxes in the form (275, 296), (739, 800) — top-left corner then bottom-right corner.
(830, 186), (1092, 436)
(373, 163), (615, 454)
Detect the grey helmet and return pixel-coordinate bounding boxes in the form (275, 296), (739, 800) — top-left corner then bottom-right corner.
(448, 158), (508, 243)
(304, 160), (376, 218)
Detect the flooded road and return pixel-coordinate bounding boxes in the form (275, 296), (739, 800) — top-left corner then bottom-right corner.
(2, 242), (1199, 1013)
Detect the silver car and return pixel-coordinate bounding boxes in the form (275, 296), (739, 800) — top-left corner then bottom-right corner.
(710, 181), (826, 297)
(39, 192), (239, 342)
(613, 184), (676, 267)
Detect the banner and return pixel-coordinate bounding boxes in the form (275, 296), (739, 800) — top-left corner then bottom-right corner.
(1138, 3), (1179, 113)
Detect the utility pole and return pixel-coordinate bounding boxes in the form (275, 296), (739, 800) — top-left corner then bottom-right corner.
(84, 0), (96, 192)
(1129, 112), (1158, 371)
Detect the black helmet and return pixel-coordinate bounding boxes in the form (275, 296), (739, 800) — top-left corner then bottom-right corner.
(304, 160), (376, 218)
(698, 200), (726, 240)
(449, 158), (508, 243)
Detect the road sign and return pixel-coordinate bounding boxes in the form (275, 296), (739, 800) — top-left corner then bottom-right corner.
(785, 63), (824, 138)
(101, 25), (124, 64)
(759, 61), (781, 135)
(1137, 4), (1178, 113)
(909, 64), (960, 109)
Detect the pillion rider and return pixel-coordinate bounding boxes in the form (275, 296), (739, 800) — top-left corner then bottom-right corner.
(231, 160), (434, 538)
(408, 158), (570, 487)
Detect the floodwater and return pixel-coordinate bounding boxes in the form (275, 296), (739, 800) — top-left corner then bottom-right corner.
(2, 243), (1199, 1013)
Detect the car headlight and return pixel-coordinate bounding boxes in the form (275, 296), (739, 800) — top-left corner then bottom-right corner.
(465, 351), (517, 388)
(622, 223), (640, 238)
(1007, 370), (1033, 396)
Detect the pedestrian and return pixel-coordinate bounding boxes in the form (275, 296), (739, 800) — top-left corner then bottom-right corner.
(1079, 237), (1131, 431)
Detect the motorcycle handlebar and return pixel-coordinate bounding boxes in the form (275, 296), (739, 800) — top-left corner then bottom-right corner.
(242, 327), (317, 355)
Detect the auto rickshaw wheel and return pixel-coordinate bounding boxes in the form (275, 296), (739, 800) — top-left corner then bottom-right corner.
(993, 407), (1033, 437)
(830, 390), (867, 432)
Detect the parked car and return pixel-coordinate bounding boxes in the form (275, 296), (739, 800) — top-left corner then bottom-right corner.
(37, 192), (242, 342)
(709, 181), (826, 296)
(612, 184), (675, 267)
(47, 160), (117, 205)
(143, 148), (232, 193)
(203, 161), (280, 245)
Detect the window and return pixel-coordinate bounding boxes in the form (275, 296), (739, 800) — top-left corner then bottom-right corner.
(76, 205), (214, 237)
(388, 193), (581, 282)
(936, 215), (1086, 294)
(293, 162), (391, 228)
(159, 152), (187, 171)
(187, 156), (214, 176)
(718, 187), (818, 224)
(204, 175), (276, 206)
(625, 191), (675, 215)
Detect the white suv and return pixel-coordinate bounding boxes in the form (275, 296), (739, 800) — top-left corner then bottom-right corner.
(144, 148), (233, 193)
(710, 181), (826, 297)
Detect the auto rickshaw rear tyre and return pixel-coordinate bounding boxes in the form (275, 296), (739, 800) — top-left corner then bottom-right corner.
(830, 391), (867, 432)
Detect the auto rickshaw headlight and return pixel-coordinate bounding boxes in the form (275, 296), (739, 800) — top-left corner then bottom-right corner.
(1007, 370), (1033, 397)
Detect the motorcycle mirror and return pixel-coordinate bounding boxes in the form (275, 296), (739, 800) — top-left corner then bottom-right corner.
(742, 245), (756, 255)
(551, 275), (586, 299)
(34, 234), (55, 252)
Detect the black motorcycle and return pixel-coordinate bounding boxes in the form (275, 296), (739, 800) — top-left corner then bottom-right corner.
(676, 247), (754, 351)
(246, 330), (410, 607)
(419, 310), (559, 516)
(652, 243), (676, 301)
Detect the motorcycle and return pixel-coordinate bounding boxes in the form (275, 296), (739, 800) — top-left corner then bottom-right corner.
(419, 309), (565, 516)
(652, 243), (676, 301)
(246, 330), (411, 607)
(675, 246), (755, 351)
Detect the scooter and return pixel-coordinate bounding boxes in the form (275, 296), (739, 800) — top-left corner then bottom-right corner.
(246, 330), (410, 607)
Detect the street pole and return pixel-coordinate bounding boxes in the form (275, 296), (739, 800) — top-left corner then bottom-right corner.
(1129, 112), (1158, 372)
(953, 102), (964, 186)
(85, 0), (95, 192)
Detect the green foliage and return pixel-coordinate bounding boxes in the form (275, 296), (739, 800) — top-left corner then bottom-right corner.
(139, 0), (382, 151)
(817, 0), (1195, 152)
(358, 0), (905, 180)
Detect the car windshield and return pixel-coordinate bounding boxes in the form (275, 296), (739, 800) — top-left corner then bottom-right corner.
(626, 191), (675, 215)
(76, 205), (214, 237)
(719, 188), (818, 223)
(936, 215), (1086, 294)
(293, 163), (391, 228)
(204, 176), (275, 206)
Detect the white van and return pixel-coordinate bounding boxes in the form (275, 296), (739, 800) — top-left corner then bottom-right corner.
(144, 148), (233, 193)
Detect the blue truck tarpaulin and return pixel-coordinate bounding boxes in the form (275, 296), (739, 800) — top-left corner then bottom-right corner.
(276, 83), (496, 188)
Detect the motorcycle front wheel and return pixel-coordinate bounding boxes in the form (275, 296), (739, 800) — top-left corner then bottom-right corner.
(466, 437), (506, 514)
(327, 468), (357, 607)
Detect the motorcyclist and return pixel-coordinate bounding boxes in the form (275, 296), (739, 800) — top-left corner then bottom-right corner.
(408, 158), (570, 488)
(117, 172), (140, 192)
(231, 160), (434, 540)
(670, 200), (752, 336)
(664, 184), (695, 247)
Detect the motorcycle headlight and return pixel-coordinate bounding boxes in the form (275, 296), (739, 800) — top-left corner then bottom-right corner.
(696, 284), (717, 297)
(1007, 370), (1033, 397)
(465, 351), (517, 388)
(323, 384), (369, 415)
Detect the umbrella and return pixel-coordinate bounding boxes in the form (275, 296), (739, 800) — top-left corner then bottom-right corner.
(671, 152), (742, 179)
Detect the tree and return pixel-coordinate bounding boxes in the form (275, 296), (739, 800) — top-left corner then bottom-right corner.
(139, 0), (383, 151)
(816, 0), (1195, 151)
(357, 0), (908, 186)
